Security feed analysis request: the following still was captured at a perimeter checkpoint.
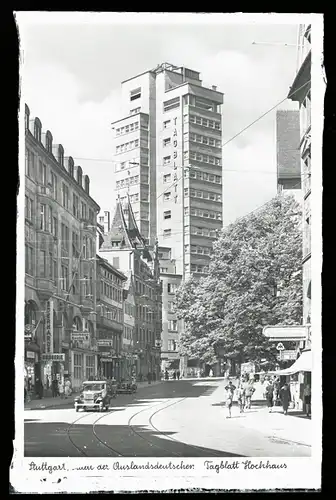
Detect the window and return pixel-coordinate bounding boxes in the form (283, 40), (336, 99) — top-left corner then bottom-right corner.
(85, 356), (95, 380)
(168, 301), (175, 312)
(163, 138), (171, 147)
(73, 194), (79, 217)
(25, 245), (33, 275)
(164, 210), (171, 219)
(62, 183), (69, 209)
(163, 97), (180, 112)
(50, 172), (57, 200)
(39, 250), (46, 277)
(164, 192), (171, 201)
(53, 259), (57, 284)
(48, 206), (53, 233)
(163, 229), (171, 237)
(81, 202), (87, 220)
(74, 354), (82, 381)
(163, 173), (171, 183)
(167, 283), (177, 294)
(163, 156), (171, 165)
(52, 217), (58, 238)
(40, 204), (46, 231)
(163, 120), (171, 129)
(168, 320), (178, 331)
(168, 339), (177, 351)
(130, 87), (141, 101)
(39, 161), (47, 185)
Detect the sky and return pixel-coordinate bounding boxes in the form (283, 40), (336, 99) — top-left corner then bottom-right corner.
(17, 13), (300, 226)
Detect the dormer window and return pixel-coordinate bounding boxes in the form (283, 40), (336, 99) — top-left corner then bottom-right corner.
(45, 131), (53, 153)
(25, 104), (30, 130)
(111, 241), (120, 247)
(84, 175), (90, 194)
(34, 118), (42, 142)
(68, 157), (74, 177)
(77, 166), (83, 187)
(58, 145), (64, 167)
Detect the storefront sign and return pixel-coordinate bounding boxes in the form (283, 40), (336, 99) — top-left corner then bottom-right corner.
(42, 353), (65, 362)
(26, 351), (35, 359)
(71, 332), (90, 341)
(278, 350), (297, 361)
(97, 339), (114, 347)
(45, 299), (54, 353)
(100, 357), (113, 362)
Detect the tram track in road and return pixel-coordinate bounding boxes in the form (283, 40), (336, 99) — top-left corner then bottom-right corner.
(66, 409), (123, 457)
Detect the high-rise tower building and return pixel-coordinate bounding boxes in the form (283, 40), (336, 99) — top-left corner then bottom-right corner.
(112, 62), (224, 278)
(111, 63), (224, 371)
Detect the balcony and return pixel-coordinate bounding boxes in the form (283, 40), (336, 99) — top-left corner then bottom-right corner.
(96, 315), (123, 333)
(35, 278), (57, 300)
(80, 296), (94, 314)
(37, 185), (52, 197)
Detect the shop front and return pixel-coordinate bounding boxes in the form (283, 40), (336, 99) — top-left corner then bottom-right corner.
(24, 341), (41, 392)
(270, 349), (312, 412)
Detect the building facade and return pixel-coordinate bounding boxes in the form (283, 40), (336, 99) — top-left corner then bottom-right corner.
(276, 109), (302, 203)
(288, 24), (311, 347)
(158, 247), (182, 371)
(24, 104), (100, 393)
(95, 255), (127, 381)
(111, 63), (223, 372)
(98, 198), (162, 381)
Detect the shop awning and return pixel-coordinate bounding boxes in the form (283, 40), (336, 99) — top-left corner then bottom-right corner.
(272, 350), (312, 375)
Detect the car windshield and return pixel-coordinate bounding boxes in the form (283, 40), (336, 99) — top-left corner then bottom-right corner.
(83, 383), (104, 391)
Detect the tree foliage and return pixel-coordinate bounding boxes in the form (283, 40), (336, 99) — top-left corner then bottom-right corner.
(175, 195), (303, 365)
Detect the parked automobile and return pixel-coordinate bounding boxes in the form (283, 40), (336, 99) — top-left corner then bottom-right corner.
(74, 380), (116, 412)
(116, 379), (137, 394)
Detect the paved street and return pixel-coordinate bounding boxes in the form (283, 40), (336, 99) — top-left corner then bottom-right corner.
(24, 378), (311, 458)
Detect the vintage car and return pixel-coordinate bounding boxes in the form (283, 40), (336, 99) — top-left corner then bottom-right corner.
(74, 380), (116, 412)
(116, 378), (137, 395)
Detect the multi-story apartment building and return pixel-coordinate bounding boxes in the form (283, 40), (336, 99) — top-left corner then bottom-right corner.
(95, 255), (127, 381)
(122, 271), (136, 379)
(111, 63), (223, 371)
(288, 24), (311, 348)
(98, 197), (162, 380)
(98, 211), (111, 235)
(158, 247), (182, 371)
(24, 104), (100, 392)
(276, 109), (302, 202)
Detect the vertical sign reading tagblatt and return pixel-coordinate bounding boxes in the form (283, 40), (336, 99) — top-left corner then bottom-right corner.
(45, 299), (54, 354)
(172, 116), (179, 204)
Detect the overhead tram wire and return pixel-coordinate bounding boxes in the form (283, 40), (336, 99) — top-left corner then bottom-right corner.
(72, 79), (310, 163)
(71, 78), (310, 207)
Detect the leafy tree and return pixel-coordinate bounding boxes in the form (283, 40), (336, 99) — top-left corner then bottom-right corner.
(175, 195), (302, 366)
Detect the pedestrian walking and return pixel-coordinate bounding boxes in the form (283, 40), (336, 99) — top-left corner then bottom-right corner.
(236, 384), (245, 413)
(224, 380), (236, 418)
(279, 382), (291, 415)
(51, 376), (58, 397)
(147, 372), (152, 385)
(244, 381), (255, 410)
(264, 380), (274, 412)
(303, 384), (311, 417)
(64, 378), (72, 398)
(164, 369), (169, 381)
(58, 379), (65, 399)
(173, 371), (177, 380)
(176, 370), (180, 380)
(35, 377), (43, 399)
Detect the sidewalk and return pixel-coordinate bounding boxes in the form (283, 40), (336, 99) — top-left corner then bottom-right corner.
(24, 380), (163, 410)
(236, 404), (312, 447)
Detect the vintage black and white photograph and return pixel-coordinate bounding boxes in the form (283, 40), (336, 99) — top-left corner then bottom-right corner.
(13, 12), (323, 493)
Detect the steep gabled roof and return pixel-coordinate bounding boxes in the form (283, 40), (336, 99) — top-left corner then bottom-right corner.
(100, 196), (149, 252)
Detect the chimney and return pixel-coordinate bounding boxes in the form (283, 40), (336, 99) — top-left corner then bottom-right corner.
(212, 85), (217, 91)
